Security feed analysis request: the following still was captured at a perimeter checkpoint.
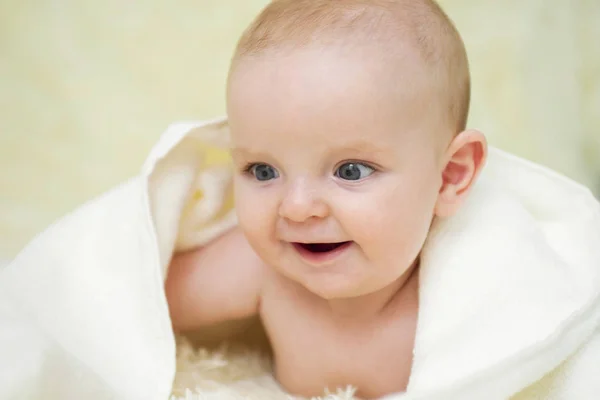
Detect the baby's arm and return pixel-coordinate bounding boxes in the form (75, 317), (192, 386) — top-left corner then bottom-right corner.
(164, 226), (266, 332)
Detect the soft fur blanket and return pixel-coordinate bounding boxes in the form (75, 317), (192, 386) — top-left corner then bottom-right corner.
(1, 118), (599, 400)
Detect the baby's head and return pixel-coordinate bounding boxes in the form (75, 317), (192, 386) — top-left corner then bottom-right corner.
(226, 0), (487, 300)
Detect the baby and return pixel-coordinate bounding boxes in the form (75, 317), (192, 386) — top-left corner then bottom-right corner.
(165, 0), (486, 398)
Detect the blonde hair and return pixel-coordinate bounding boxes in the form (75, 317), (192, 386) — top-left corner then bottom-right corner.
(231, 0), (470, 133)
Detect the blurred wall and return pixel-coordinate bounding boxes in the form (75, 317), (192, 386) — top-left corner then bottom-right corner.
(1, 0), (599, 259)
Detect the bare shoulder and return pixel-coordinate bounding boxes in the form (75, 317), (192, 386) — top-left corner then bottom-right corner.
(165, 226), (269, 331)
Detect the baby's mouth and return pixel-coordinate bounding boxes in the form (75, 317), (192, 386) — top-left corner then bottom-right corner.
(293, 242), (352, 253)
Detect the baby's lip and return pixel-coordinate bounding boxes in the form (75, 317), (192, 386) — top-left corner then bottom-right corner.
(292, 241), (351, 248)
(286, 240), (351, 244)
(290, 241), (354, 266)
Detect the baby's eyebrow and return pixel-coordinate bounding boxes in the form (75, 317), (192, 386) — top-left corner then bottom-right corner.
(230, 147), (251, 156)
(334, 141), (389, 155)
(229, 147), (270, 159)
(230, 142), (390, 157)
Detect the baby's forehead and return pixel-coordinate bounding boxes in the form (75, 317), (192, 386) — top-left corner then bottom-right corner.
(228, 47), (439, 139)
(229, 62), (441, 158)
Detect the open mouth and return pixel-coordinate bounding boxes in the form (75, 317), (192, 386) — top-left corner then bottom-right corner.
(293, 242), (352, 253)
(291, 241), (353, 265)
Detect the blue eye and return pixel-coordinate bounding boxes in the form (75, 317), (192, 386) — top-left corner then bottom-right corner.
(335, 162), (375, 181)
(249, 163), (279, 181)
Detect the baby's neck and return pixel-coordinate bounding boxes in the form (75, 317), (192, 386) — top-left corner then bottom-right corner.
(325, 263), (420, 323)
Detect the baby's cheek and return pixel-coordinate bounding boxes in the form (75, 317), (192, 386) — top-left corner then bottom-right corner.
(356, 198), (424, 261)
(236, 204), (264, 239)
(235, 213), (271, 265)
(234, 191), (275, 251)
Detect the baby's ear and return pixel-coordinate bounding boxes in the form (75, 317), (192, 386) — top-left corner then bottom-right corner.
(434, 129), (487, 218)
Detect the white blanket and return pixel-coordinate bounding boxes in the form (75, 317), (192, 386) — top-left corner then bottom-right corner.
(1, 118), (599, 400)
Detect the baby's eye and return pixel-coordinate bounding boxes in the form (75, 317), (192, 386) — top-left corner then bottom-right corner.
(335, 162), (375, 181)
(248, 163), (279, 181)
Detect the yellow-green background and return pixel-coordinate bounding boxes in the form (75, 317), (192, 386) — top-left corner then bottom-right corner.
(1, 1), (599, 260)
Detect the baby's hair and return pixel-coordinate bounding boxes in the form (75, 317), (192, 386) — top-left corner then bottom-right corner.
(231, 0), (471, 135)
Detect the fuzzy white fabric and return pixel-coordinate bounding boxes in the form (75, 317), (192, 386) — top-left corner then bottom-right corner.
(0, 118), (599, 400)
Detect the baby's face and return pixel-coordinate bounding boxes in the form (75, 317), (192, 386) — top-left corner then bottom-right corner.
(227, 49), (446, 299)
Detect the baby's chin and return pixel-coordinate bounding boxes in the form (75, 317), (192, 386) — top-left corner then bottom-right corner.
(296, 269), (385, 301)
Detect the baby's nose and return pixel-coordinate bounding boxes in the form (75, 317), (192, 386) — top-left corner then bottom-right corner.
(278, 179), (329, 222)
